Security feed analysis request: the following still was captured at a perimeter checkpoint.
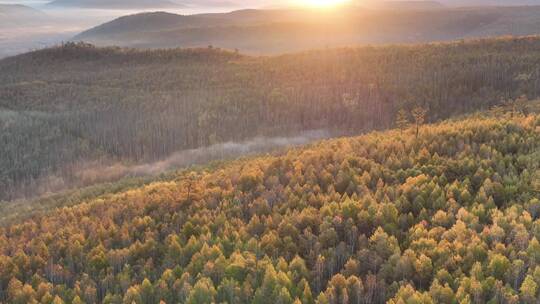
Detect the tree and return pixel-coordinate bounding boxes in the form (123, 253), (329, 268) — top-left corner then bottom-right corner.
(217, 279), (242, 304)
(411, 106), (427, 138)
(415, 254), (433, 289)
(53, 296), (65, 304)
(302, 281), (314, 304)
(528, 238), (540, 264)
(395, 109), (410, 135)
(187, 278), (216, 304)
(520, 275), (538, 303)
(8, 280), (37, 304)
(72, 296), (86, 304)
(140, 279), (154, 304)
(388, 284), (433, 304)
(123, 286), (142, 304)
(184, 172), (198, 202)
(489, 254), (511, 281)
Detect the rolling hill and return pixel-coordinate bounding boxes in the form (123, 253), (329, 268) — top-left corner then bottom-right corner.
(74, 6), (540, 54)
(1, 36), (540, 202)
(1, 105), (540, 303)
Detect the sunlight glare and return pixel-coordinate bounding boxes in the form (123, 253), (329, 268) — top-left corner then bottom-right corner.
(298, 0), (350, 8)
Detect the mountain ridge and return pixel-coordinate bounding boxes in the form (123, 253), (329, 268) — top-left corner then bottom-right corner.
(74, 6), (540, 54)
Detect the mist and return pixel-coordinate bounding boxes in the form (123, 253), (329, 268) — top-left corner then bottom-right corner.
(0, 1), (254, 58)
(128, 130), (330, 176)
(17, 130), (332, 201)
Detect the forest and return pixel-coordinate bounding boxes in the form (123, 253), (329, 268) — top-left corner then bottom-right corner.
(1, 103), (540, 303)
(1, 36), (540, 201)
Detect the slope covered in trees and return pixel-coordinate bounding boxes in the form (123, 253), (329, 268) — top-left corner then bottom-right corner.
(74, 6), (540, 54)
(1, 37), (540, 201)
(1, 105), (540, 303)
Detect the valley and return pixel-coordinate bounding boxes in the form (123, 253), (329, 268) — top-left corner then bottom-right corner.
(3, 2), (540, 303)
(1, 37), (540, 202)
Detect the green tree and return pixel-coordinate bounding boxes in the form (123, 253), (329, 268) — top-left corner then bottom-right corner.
(396, 109), (410, 135)
(489, 254), (511, 281)
(520, 275), (537, 303)
(187, 278), (217, 304)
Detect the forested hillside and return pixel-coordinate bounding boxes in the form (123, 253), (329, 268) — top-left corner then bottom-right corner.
(1, 106), (540, 303)
(1, 37), (540, 201)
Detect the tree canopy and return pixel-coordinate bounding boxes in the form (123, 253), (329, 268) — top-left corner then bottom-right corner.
(1, 106), (540, 303)
(1, 36), (540, 201)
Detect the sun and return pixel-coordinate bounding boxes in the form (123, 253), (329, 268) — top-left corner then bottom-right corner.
(298, 0), (350, 8)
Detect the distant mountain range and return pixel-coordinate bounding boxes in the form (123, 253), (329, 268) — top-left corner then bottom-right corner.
(441, 0), (540, 6)
(41, 0), (540, 11)
(365, 1), (446, 10)
(0, 4), (47, 24)
(74, 5), (540, 54)
(13, 0), (540, 11)
(47, 0), (184, 9)
(369, 0), (540, 7)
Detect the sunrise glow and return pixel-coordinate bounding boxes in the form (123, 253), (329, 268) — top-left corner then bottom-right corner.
(298, 0), (350, 8)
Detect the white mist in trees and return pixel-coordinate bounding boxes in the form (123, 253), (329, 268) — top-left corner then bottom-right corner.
(14, 130), (332, 201)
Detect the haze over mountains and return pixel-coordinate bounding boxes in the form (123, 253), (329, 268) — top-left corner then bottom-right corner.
(0, 4), (64, 58)
(366, 1), (445, 10)
(0, 0), (241, 58)
(75, 5), (540, 54)
(0, 3), (48, 25)
(2, 0), (540, 58)
(441, 0), (540, 6)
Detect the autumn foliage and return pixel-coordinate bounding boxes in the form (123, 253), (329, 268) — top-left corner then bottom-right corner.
(1, 109), (540, 303)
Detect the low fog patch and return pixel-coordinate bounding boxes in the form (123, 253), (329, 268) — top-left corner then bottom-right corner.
(22, 129), (332, 200)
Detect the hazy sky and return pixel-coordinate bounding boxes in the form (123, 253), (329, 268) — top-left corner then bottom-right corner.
(3, 0), (540, 6)
(0, 0), (274, 6)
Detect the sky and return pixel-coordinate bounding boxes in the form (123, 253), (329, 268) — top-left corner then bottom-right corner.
(2, 0), (540, 7)
(0, 0), (301, 9)
(0, 0), (273, 7)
